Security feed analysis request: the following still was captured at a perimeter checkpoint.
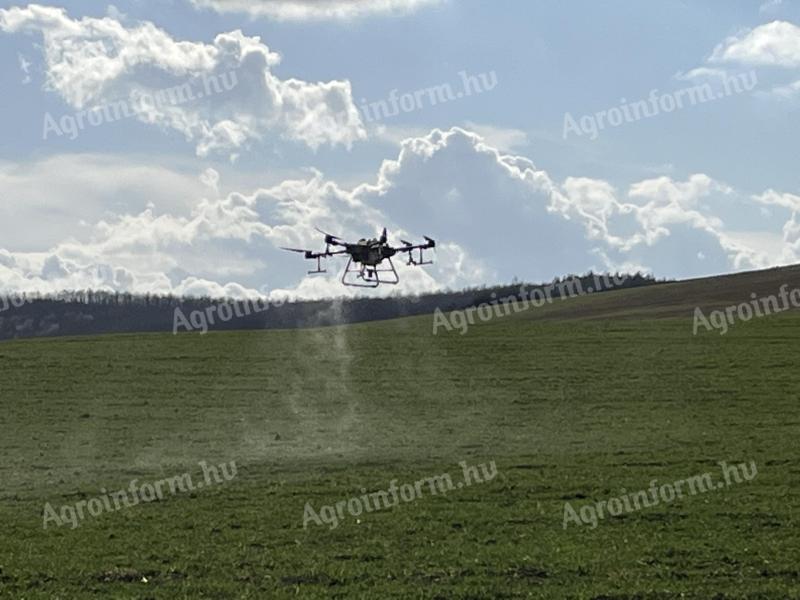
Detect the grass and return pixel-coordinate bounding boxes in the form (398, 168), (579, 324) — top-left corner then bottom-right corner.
(1, 271), (799, 598)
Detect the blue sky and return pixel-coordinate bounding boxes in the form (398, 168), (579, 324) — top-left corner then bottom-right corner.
(1, 0), (799, 299)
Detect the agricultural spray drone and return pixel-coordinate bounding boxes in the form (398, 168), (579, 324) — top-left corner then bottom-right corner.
(282, 228), (435, 288)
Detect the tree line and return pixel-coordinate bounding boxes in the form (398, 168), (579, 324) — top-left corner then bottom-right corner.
(0, 271), (663, 341)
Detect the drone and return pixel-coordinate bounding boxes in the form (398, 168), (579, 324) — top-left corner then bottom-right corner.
(282, 227), (435, 288)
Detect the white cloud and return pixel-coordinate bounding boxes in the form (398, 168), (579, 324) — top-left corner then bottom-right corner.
(0, 128), (798, 298)
(754, 189), (800, 212)
(461, 122), (529, 152)
(199, 167), (220, 193)
(760, 0), (784, 15)
(710, 21), (800, 67)
(0, 154), (207, 250)
(674, 67), (730, 82)
(685, 21), (800, 97)
(188, 0), (442, 21)
(769, 78), (800, 98)
(374, 122), (528, 152)
(0, 4), (365, 156)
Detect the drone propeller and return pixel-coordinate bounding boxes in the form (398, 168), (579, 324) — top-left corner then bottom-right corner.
(314, 226), (341, 239)
(400, 239), (413, 247)
(314, 227), (342, 240)
(314, 226), (344, 246)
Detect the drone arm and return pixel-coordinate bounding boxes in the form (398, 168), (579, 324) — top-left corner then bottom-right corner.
(393, 236), (435, 252)
(394, 238), (435, 266)
(281, 246), (344, 275)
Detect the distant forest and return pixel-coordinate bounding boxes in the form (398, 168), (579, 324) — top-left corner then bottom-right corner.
(0, 272), (665, 341)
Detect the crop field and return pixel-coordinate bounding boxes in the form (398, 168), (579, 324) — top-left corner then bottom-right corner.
(1, 268), (799, 598)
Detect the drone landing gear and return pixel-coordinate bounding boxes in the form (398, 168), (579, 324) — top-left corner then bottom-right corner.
(308, 255), (327, 275)
(342, 257), (399, 288)
(407, 247), (432, 266)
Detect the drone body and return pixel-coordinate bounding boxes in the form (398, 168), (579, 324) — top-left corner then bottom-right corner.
(282, 228), (435, 288)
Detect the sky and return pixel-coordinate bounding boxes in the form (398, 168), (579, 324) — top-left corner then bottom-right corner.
(1, 0), (800, 300)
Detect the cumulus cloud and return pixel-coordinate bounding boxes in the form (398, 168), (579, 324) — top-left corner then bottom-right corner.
(710, 21), (800, 67)
(188, 0), (442, 21)
(375, 122), (528, 153)
(199, 167), (220, 192)
(0, 153), (208, 250)
(355, 129), (800, 281)
(688, 20), (800, 97)
(0, 128), (797, 298)
(0, 4), (365, 155)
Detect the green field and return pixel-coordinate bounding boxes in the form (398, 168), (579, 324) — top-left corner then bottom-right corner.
(1, 269), (799, 598)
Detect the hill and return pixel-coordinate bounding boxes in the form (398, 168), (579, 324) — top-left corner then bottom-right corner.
(0, 265), (798, 598)
(0, 271), (660, 341)
(514, 263), (800, 321)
